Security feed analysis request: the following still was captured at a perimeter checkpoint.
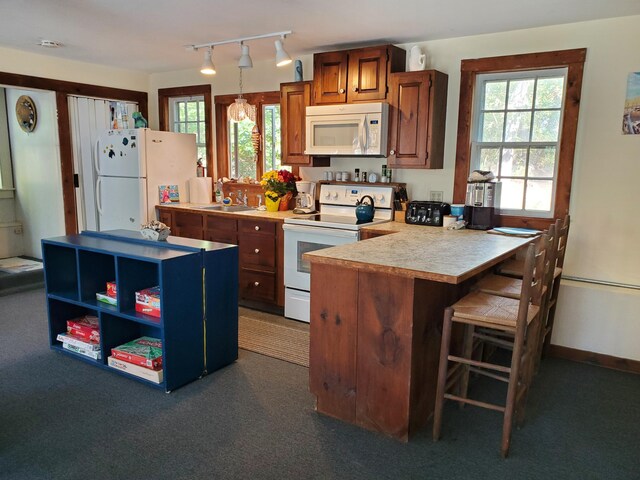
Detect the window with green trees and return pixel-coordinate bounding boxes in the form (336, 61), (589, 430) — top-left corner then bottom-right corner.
(471, 68), (567, 217)
(170, 96), (207, 168)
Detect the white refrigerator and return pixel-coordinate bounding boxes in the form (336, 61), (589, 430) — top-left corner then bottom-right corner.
(95, 128), (196, 231)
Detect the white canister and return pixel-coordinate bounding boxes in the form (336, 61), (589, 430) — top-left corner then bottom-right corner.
(342, 172), (350, 182)
(442, 215), (458, 228)
(324, 171), (334, 181)
(335, 172), (342, 182)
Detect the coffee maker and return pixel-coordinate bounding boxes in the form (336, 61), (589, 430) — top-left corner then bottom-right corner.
(464, 181), (501, 230)
(293, 181), (317, 214)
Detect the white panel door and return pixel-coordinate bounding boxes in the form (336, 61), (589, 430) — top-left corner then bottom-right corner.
(96, 176), (147, 231)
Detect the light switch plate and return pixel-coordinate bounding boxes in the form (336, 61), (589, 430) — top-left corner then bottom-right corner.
(430, 191), (443, 202)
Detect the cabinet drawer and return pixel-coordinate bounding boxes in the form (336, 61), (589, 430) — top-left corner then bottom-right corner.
(239, 269), (276, 303)
(205, 231), (237, 245)
(238, 219), (276, 235)
(206, 215), (236, 232)
(239, 235), (275, 269)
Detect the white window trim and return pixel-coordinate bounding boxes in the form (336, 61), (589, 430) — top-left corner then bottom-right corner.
(169, 95), (207, 159)
(471, 68), (568, 218)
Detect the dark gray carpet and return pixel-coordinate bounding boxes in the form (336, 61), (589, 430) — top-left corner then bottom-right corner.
(1, 289), (638, 479)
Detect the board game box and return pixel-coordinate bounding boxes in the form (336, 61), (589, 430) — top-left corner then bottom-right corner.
(108, 356), (163, 384)
(66, 315), (100, 343)
(135, 286), (161, 318)
(57, 332), (100, 351)
(63, 342), (102, 360)
(111, 336), (163, 370)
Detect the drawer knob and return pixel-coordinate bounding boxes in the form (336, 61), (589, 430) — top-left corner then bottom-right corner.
(254, 281), (260, 287)
(254, 225), (260, 231)
(390, 149), (395, 155)
(339, 88), (345, 94)
(254, 248), (260, 254)
(352, 86), (358, 92)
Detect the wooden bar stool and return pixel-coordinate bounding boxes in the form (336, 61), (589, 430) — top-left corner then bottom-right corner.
(539, 214), (570, 355)
(432, 240), (546, 457)
(474, 223), (557, 373)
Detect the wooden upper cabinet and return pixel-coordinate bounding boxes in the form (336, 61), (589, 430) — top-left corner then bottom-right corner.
(313, 45), (406, 105)
(281, 81), (312, 165)
(387, 70), (448, 169)
(313, 51), (348, 104)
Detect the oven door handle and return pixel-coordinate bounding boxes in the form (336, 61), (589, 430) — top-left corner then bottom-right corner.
(282, 223), (360, 239)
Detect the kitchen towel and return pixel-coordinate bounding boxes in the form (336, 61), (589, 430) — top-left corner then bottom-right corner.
(188, 177), (212, 204)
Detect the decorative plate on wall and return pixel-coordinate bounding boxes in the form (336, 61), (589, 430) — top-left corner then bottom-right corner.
(15, 95), (37, 132)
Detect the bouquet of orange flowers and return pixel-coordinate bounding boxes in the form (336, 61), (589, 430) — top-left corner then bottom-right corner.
(260, 169), (299, 201)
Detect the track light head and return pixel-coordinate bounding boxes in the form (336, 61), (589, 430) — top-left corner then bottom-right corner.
(200, 46), (216, 75)
(238, 43), (253, 69)
(274, 37), (292, 67)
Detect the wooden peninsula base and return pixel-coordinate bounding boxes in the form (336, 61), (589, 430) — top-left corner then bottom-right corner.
(306, 228), (532, 440)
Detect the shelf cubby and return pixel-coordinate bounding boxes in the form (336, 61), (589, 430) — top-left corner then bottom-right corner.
(78, 250), (116, 304)
(42, 244), (78, 300)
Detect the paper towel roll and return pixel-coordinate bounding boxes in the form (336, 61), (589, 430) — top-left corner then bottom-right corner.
(442, 215), (458, 228)
(188, 177), (213, 204)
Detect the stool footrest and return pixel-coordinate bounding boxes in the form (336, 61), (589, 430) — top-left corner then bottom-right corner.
(444, 393), (506, 413)
(448, 354), (512, 374)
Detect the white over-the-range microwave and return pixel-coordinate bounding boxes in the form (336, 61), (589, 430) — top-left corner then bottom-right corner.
(304, 102), (388, 156)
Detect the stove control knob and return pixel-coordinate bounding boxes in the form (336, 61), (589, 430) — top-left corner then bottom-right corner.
(332, 191), (339, 200)
(324, 191), (331, 199)
(376, 194), (385, 203)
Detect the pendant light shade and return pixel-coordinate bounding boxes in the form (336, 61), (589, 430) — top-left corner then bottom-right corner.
(227, 68), (256, 123)
(200, 46), (216, 75)
(238, 43), (253, 69)
(274, 38), (292, 67)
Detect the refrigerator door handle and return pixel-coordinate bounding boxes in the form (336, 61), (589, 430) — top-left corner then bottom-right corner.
(152, 139), (162, 143)
(94, 140), (101, 176)
(96, 178), (103, 215)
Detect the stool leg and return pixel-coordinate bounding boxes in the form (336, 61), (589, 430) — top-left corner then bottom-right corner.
(433, 307), (454, 441)
(458, 323), (474, 409)
(501, 323), (525, 457)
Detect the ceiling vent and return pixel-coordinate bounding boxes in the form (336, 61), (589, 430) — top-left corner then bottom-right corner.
(38, 40), (63, 48)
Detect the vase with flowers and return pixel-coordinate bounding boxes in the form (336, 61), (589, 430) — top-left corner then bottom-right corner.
(260, 169), (299, 211)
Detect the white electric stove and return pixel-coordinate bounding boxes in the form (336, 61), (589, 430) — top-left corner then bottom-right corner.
(282, 183), (394, 322)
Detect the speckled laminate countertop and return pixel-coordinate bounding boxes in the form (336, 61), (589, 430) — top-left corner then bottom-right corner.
(156, 203), (299, 221)
(305, 225), (533, 284)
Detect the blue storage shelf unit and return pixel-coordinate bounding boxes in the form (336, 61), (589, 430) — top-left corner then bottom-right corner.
(41, 229), (239, 392)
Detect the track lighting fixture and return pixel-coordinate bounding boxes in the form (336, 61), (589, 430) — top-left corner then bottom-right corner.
(200, 46), (216, 75)
(188, 30), (293, 73)
(274, 35), (292, 67)
(238, 42), (253, 69)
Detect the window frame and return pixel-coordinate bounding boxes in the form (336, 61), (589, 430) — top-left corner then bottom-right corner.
(158, 85), (212, 177)
(453, 48), (586, 230)
(214, 91), (281, 181)
(168, 95), (208, 170)
(0, 88), (15, 198)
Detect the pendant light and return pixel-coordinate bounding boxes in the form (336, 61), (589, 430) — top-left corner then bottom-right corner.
(227, 67), (256, 123)
(200, 46), (216, 75)
(274, 35), (292, 67)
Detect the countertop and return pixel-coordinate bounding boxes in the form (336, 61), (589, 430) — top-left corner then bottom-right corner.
(305, 226), (533, 284)
(156, 202), (300, 221)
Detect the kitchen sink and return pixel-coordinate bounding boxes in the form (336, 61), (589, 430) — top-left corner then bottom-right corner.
(196, 205), (254, 212)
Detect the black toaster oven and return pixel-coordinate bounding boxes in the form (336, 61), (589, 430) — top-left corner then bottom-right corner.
(405, 201), (451, 226)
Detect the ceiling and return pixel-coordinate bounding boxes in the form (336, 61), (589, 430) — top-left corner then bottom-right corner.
(1, 0), (639, 73)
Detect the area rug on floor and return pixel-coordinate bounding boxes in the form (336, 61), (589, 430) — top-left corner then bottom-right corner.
(0, 257), (43, 274)
(238, 316), (310, 367)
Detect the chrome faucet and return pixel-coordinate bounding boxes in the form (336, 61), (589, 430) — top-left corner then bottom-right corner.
(236, 190), (249, 206)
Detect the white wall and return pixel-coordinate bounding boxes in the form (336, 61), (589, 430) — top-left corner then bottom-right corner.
(0, 46), (148, 92)
(6, 89), (65, 258)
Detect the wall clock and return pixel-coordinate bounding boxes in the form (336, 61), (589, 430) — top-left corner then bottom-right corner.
(15, 95), (37, 133)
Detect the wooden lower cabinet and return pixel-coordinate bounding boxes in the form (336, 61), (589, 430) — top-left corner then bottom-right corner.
(158, 207), (284, 310)
(172, 211), (204, 240)
(360, 230), (393, 240)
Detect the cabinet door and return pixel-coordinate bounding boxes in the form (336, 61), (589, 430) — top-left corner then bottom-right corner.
(158, 209), (173, 231)
(313, 51), (348, 104)
(173, 211), (203, 240)
(205, 215), (237, 244)
(281, 82), (312, 165)
(387, 70), (448, 169)
(347, 46), (389, 103)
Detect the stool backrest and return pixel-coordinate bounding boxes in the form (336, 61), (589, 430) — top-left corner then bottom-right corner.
(556, 213), (571, 270)
(516, 234), (548, 328)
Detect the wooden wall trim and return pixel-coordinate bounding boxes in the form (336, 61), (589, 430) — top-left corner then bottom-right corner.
(548, 344), (640, 375)
(157, 84), (213, 178)
(452, 48), (587, 229)
(1, 70), (149, 234)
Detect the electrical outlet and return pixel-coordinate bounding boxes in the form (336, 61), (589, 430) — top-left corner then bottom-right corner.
(14, 225), (23, 235)
(430, 191), (443, 202)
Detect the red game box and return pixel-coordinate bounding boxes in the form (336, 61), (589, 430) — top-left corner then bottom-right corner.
(66, 315), (100, 343)
(111, 337), (163, 370)
(135, 286), (161, 318)
(106, 281), (117, 299)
